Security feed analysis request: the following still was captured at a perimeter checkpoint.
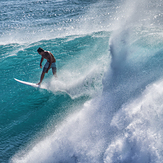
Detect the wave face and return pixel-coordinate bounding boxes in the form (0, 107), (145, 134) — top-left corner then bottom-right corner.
(1, 0), (163, 162)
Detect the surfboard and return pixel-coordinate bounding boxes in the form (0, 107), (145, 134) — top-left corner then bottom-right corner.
(14, 78), (71, 97)
(14, 78), (40, 88)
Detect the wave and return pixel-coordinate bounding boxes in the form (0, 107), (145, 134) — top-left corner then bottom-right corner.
(3, 0), (163, 162)
(10, 24), (163, 163)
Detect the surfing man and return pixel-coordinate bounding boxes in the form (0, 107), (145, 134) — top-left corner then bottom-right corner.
(37, 47), (57, 85)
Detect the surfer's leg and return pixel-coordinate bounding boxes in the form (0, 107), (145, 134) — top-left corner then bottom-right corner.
(37, 71), (45, 85)
(37, 63), (48, 85)
(40, 71), (46, 82)
(52, 67), (57, 78)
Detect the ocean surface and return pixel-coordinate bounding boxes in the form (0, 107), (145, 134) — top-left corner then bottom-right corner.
(1, 0), (163, 162)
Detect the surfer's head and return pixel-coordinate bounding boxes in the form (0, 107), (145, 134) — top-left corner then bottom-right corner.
(37, 47), (44, 54)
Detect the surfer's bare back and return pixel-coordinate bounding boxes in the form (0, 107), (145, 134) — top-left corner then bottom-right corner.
(37, 47), (57, 85)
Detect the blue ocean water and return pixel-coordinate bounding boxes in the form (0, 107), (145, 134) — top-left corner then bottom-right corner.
(1, 0), (163, 162)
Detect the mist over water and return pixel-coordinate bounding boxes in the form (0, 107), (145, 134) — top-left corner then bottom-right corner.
(1, 0), (163, 162)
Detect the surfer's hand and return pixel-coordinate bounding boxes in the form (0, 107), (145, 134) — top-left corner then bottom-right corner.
(40, 65), (42, 68)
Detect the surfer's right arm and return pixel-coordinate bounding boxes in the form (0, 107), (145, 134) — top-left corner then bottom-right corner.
(40, 57), (44, 68)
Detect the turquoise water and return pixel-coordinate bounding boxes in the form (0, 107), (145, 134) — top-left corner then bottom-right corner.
(1, 0), (163, 162)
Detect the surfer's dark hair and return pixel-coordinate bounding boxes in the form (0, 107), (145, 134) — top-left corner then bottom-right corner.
(37, 47), (44, 53)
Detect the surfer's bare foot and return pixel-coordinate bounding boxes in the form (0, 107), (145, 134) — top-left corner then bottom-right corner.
(37, 82), (41, 85)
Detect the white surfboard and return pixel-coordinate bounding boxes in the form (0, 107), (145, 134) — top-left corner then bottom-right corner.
(14, 78), (70, 95)
(14, 78), (40, 88)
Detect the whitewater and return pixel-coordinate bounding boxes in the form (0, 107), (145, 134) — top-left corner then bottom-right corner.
(1, 0), (163, 162)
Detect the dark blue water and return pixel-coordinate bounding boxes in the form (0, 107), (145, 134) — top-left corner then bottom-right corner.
(1, 0), (163, 162)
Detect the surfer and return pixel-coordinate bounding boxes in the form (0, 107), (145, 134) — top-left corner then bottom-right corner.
(37, 47), (57, 85)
